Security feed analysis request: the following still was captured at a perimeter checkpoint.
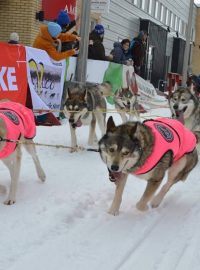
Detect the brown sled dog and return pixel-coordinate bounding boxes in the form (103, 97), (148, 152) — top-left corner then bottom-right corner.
(98, 116), (198, 215)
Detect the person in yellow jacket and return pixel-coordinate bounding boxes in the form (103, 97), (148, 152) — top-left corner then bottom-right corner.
(33, 22), (80, 61)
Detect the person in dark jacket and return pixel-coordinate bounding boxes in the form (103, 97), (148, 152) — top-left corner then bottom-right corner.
(130, 30), (148, 75)
(111, 39), (132, 65)
(88, 24), (111, 61)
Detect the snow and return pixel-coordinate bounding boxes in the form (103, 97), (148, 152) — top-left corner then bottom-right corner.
(0, 107), (200, 270)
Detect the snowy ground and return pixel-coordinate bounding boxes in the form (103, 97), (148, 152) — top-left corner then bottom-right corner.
(0, 107), (200, 270)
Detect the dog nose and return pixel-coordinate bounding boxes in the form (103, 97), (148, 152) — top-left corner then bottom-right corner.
(173, 104), (178, 110)
(111, 165), (119, 171)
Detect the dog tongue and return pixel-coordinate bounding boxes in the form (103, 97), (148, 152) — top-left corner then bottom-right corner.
(76, 119), (82, 127)
(176, 111), (185, 124)
(109, 171), (123, 182)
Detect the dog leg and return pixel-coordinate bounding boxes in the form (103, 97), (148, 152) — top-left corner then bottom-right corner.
(69, 124), (78, 152)
(88, 117), (96, 146)
(151, 152), (198, 208)
(108, 174), (128, 216)
(95, 110), (106, 135)
(130, 106), (140, 121)
(24, 139), (46, 182)
(136, 179), (162, 211)
(3, 148), (22, 205)
(119, 112), (128, 123)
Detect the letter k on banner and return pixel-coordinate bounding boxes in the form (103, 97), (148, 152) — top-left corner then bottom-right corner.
(0, 43), (27, 105)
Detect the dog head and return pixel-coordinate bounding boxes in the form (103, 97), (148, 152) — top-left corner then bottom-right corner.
(169, 86), (199, 122)
(114, 87), (137, 109)
(63, 86), (88, 128)
(98, 116), (141, 181)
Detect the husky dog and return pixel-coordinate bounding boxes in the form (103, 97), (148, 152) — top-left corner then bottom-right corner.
(169, 86), (200, 143)
(98, 116), (198, 215)
(0, 101), (46, 205)
(63, 82), (111, 152)
(114, 87), (139, 123)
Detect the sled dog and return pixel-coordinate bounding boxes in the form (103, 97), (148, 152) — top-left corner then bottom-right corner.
(63, 82), (111, 152)
(0, 101), (46, 205)
(98, 116), (198, 215)
(113, 87), (140, 123)
(169, 85), (200, 143)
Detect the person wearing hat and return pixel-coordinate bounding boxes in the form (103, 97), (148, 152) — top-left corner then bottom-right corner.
(8, 32), (20, 44)
(56, 10), (78, 33)
(56, 10), (80, 52)
(88, 24), (112, 61)
(33, 22), (79, 61)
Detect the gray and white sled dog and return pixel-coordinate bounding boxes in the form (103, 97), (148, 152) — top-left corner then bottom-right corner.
(169, 85), (200, 147)
(98, 116), (198, 215)
(63, 82), (112, 152)
(0, 100), (46, 205)
(113, 87), (140, 123)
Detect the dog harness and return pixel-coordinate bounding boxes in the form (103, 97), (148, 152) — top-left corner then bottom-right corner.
(133, 118), (197, 175)
(0, 102), (36, 159)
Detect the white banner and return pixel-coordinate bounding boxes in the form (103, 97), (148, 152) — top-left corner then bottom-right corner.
(26, 47), (66, 117)
(64, 59), (168, 108)
(91, 0), (110, 13)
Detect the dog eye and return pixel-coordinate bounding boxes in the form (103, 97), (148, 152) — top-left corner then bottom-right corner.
(181, 98), (186, 102)
(109, 148), (115, 153)
(122, 151), (129, 156)
(74, 106), (79, 111)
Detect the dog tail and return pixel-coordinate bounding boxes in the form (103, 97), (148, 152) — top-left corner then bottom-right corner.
(99, 82), (112, 97)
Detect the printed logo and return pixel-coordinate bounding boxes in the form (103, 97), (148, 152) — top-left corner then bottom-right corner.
(3, 111), (19, 125)
(154, 123), (174, 142)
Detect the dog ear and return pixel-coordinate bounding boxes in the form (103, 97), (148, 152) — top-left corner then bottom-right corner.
(80, 89), (87, 101)
(67, 88), (72, 99)
(106, 116), (116, 133)
(127, 123), (138, 137)
(189, 83), (196, 95)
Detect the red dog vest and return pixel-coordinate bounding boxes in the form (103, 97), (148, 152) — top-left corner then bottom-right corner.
(133, 118), (197, 175)
(0, 102), (36, 159)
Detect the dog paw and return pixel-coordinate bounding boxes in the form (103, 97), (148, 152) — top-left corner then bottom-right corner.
(4, 199), (16, 205)
(151, 197), (161, 208)
(38, 171), (46, 182)
(136, 202), (149, 211)
(108, 208), (119, 216)
(69, 146), (79, 153)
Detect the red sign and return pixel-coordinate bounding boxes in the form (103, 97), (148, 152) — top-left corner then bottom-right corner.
(0, 43), (27, 105)
(42, 0), (76, 21)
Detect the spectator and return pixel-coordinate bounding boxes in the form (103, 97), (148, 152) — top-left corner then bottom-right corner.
(56, 10), (79, 52)
(111, 39), (132, 65)
(33, 22), (79, 61)
(8, 32), (19, 44)
(130, 30), (148, 75)
(191, 74), (200, 96)
(88, 24), (112, 61)
(56, 10), (79, 33)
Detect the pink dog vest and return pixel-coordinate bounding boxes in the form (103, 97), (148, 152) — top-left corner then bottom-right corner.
(133, 118), (197, 175)
(0, 102), (36, 159)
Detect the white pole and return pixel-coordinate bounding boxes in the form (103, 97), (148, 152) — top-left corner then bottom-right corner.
(75, 0), (91, 83)
(182, 0), (194, 86)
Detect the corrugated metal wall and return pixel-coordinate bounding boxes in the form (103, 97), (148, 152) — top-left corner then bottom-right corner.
(100, 0), (197, 84)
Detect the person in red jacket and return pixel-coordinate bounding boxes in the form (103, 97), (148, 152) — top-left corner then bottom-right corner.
(33, 22), (80, 61)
